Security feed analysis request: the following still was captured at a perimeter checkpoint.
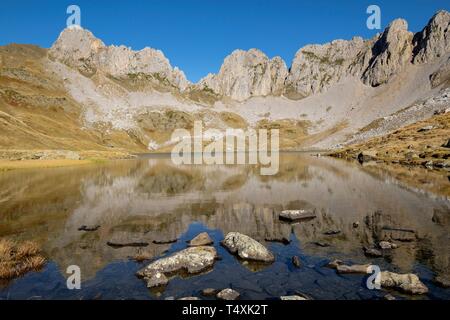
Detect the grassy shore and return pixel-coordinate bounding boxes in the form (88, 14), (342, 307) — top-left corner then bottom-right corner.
(329, 112), (450, 170)
(0, 149), (137, 171)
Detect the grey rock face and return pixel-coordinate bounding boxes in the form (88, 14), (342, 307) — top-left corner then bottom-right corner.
(137, 246), (217, 287)
(380, 271), (428, 294)
(199, 49), (288, 101)
(362, 19), (413, 86)
(286, 37), (371, 96)
(413, 10), (450, 64)
(49, 27), (189, 90)
(48, 10), (450, 102)
(221, 232), (274, 262)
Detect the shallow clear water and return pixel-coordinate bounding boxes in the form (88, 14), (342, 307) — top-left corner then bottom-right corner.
(0, 153), (449, 300)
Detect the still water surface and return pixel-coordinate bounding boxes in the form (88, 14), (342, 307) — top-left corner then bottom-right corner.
(0, 153), (449, 300)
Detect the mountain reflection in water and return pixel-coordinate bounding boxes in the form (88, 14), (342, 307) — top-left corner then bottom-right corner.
(0, 153), (449, 300)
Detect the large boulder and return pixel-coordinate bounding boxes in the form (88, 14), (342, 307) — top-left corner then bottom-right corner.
(136, 246), (217, 287)
(221, 232), (274, 262)
(380, 271), (428, 294)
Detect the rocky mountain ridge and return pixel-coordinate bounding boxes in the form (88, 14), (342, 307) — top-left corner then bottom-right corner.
(48, 11), (449, 101)
(0, 10), (449, 154)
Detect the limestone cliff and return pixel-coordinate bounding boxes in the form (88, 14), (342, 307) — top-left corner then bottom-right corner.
(49, 26), (189, 90)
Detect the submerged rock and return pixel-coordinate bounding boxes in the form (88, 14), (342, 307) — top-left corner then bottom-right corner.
(179, 297), (201, 300)
(188, 232), (213, 247)
(325, 259), (343, 269)
(380, 271), (428, 294)
(280, 295), (307, 300)
(264, 236), (291, 245)
(323, 229), (341, 235)
(279, 210), (316, 222)
(201, 288), (219, 297)
(313, 241), (330, 248)
(378, 241), (399, 250)
(381, 227), (416, 242)
(221, 232), (274, 262)
(434, 275), (450, 288)
(327, 260), (370, 274)
(137, 246), (217, 288)
(107, 240), (149, 248)
(384, 294), (396, 300)
(364, 247), (383, 257)
(78, 225), (100, 232)
(144, 271), (168, 288)
(217, 288), (240, 300)
(292, 256), (301, 268)
(152, 238), (178, 244)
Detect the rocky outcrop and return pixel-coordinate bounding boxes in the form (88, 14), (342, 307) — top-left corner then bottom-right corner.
(413, 10), (450, 64)
(199, 49), (288, 101)
(48, 11), (450, 103)
(202, 10), (449, 100)
(362, 19), (413, 86)
(221, 232), (274, 262)
(286, 37), (371, 96)
(49, 27), (189, 90)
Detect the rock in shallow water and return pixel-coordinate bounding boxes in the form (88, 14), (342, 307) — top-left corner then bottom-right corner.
(434, 275), (450, 288)
(378, 241), (398, 250)
(280, 295), (307, 300)
(217, 288), (240, 300)
(292, 256), (301, 268)
(137, 246), (217, 287)
(144, 271), (168, 288)
(279, 210), (316, 222)
(188, 232), (213, 246)
(364, 247), (383, 257)
(221, 232), (274, 262)
(201, 288), (219, 297)
(326, 260), (370, 274)
(380, 271), (428, 295)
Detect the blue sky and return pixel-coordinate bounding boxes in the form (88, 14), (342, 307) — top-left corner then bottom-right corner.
(1, 0), (449, 82)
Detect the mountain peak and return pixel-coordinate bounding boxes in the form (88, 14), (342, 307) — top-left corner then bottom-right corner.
(49, 27), (189, 89)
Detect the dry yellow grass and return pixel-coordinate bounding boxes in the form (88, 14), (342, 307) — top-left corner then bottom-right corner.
(0, 238), (46, 279)
(0, 159), (92, 171)
(331, 112), (450, 168)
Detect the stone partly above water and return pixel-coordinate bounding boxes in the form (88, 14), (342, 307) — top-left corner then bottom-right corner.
(378, 241), (399, 250)
(279, 210), (316, 222)
(280, 295), (307, 300)
(217, 288), (240, 300)
(381, 227), (416, 242)
(326, 260), (370, 274)
(221, 232), (275, 263)
(380, 271), (428, 294)
(136, 246), (217, 288)
(188, 232), (213, 247)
